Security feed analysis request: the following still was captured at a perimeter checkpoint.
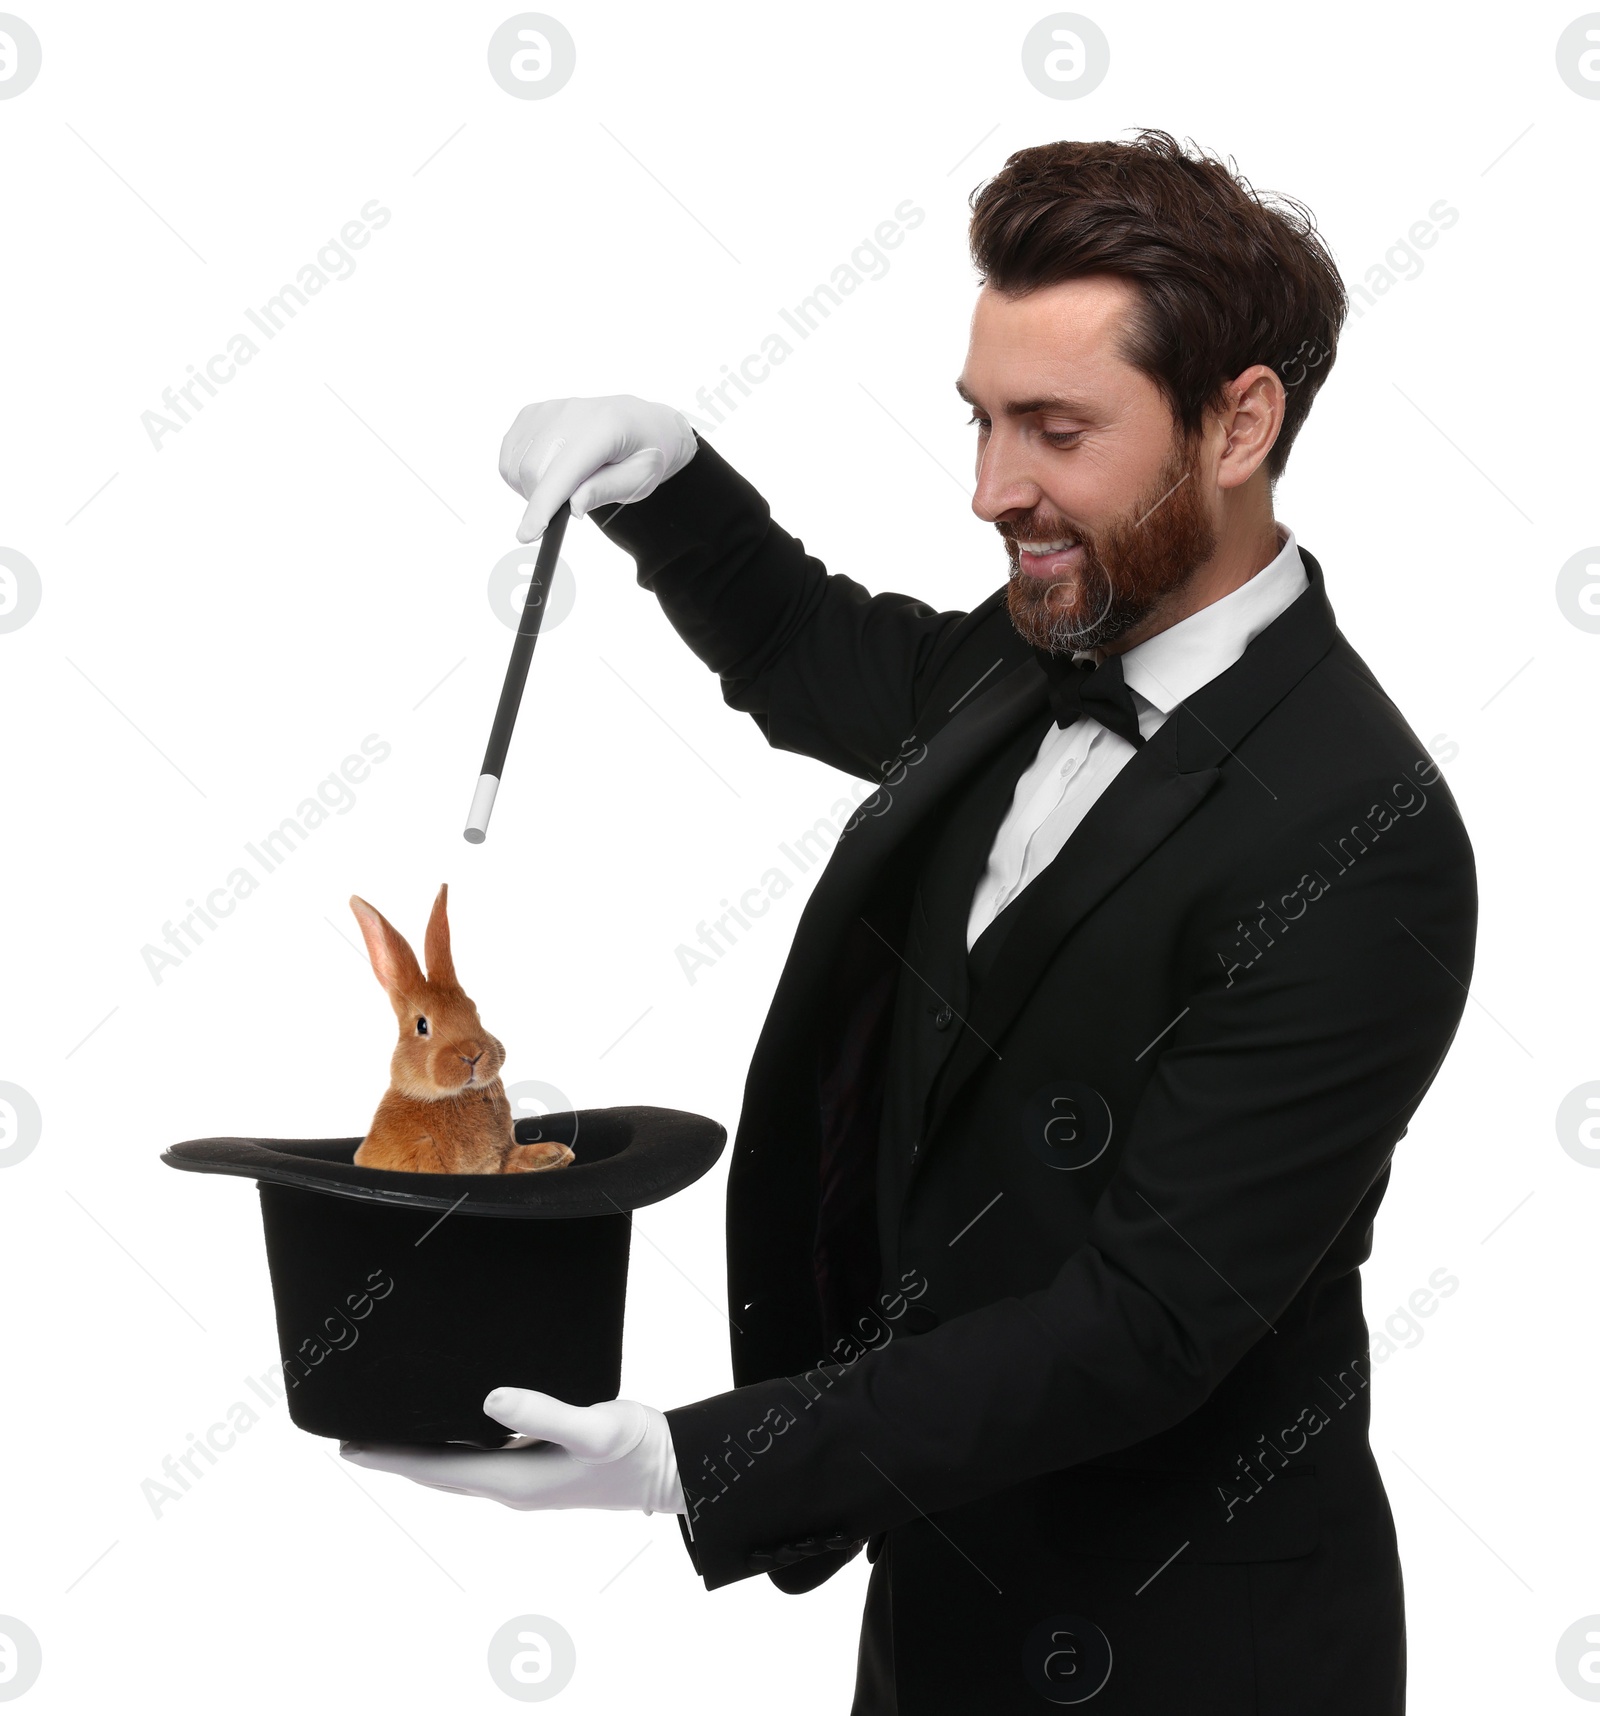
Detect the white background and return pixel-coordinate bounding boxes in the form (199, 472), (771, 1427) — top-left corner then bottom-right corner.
(2, 1), (1596, 1710)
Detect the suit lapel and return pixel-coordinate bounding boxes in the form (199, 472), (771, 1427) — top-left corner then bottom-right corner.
(922, 727), (1220, 1139)
(913, 709), (1057, 984)
(784, 660), (1049, 964)
(920, 551), (1341, 1143)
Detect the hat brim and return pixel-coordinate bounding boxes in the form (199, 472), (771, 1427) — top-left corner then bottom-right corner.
(161, 1106), (726, 1219)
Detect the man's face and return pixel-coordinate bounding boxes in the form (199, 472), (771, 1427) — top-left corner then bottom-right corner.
(958, 276), (1219, 654)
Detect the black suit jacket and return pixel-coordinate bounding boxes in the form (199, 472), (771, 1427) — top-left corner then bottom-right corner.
(594, 437), (1476, 1714)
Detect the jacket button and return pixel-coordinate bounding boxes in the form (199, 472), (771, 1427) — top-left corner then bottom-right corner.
(903, 1304), (939, 1335)
(934, 1005), (953, 1030)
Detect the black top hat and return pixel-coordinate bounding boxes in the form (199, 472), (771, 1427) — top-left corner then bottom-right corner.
(163, 1107), (725, 1446)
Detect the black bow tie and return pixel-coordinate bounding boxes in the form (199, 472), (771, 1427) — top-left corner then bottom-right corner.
(1034, 648), (1146, 749)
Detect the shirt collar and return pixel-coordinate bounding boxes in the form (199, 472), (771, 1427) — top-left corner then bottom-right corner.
(1118, 524), (1309, 717)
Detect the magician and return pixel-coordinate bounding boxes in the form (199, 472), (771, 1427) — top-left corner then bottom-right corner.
(345, 131), (1478, 1714)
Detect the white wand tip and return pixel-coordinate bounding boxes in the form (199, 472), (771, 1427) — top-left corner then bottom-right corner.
(463, 773), (500, 844)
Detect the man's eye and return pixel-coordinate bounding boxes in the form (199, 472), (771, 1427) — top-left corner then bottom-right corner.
(967, 412), (990, 431)
(416, 1017), (429, 1036)
(1042, 430), (1083, 447)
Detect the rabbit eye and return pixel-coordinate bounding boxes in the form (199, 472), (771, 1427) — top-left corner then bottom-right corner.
(415, 1017), (429, 1036)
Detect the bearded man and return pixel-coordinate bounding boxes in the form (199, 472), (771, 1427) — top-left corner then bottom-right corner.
(349, 131), (1475, 1715)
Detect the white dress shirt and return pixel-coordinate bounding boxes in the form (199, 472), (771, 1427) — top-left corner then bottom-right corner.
(966, 526), (1309, 950)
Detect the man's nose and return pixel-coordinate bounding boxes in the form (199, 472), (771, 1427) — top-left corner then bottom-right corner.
(970, 430), (1041, 524)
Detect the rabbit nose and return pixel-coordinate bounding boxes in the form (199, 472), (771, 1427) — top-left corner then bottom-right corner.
(462, 1050), (483, 1066)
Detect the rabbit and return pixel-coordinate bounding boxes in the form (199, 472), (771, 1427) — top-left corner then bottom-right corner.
(348, 884), (574, 1175)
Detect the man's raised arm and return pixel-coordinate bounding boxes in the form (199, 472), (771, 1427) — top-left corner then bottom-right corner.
(499, 395), (979, 778)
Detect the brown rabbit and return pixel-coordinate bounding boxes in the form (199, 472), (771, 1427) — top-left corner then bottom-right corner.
(348, 884), (573, 1175)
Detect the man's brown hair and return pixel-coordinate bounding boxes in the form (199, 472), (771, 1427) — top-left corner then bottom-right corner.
(968, 130), (1347, 481)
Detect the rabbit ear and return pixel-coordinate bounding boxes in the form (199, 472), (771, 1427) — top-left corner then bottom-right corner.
(423, 883), (457, 988)
(349, 895), (424, 996)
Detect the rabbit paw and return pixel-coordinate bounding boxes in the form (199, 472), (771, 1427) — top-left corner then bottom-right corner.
(504, 1141), (575, 1173)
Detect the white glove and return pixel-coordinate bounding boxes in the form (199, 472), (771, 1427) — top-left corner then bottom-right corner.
(497, 395), (699, 543)
(341, 1388), (685, 1514)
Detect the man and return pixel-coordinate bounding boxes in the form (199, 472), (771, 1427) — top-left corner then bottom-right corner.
(347, 131), (1476, 1713)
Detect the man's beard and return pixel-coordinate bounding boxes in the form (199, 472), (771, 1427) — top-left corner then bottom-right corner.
(1003, 434), (1217, 654)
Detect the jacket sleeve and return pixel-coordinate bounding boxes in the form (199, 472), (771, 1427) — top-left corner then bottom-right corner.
(591, 434), (977, 778)
(661, 781), (1477, 1589)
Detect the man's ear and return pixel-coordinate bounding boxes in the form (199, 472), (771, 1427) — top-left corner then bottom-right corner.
(1216, 364), (1285, 489)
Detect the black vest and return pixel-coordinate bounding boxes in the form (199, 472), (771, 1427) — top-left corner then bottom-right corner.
(877, 712), (1055, 1249)
(808, 709), (1055, 1349)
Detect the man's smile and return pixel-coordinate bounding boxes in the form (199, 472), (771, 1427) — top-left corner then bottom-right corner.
(1013, 538), (1086, 581)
